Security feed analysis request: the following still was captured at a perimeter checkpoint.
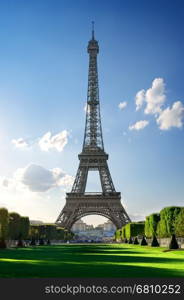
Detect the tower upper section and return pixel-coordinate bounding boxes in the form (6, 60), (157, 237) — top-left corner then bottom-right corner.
(87, 33), (99, 55)
(82, 24), (104, 152)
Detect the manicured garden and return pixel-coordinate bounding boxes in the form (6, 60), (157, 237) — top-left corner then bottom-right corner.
(0, 243), (184, 278)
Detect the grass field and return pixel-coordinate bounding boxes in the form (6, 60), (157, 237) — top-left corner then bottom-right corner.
(0, 243), (184, 277)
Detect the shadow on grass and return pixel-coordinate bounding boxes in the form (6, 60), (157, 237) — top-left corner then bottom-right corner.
(0, 244), (184, 278)
(0, 259), (183, 278)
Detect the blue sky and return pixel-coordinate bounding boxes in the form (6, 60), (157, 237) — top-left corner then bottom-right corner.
(0, 0), (184, 225)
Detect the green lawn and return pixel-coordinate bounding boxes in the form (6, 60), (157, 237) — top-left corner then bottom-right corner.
(0, 243), (184, 277)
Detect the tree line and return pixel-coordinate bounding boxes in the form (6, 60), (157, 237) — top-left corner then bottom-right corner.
(115, 206), (184, 249)
(0, 207), (73, 248)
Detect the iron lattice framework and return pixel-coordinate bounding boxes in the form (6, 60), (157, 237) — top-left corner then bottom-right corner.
(56, 25), (131, 229)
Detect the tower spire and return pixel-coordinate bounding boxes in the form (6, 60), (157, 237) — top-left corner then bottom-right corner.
(84, 23), (102, 150)
(92, 21), (95, 40)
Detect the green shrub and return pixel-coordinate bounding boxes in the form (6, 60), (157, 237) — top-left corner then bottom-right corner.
(0, 239), (7, 248)
(39, 238), (44, 245)
(145, 213), (160, 238)
(56, 227), (65, 240)
(151, 235), (159, 247)
(17, 239), (25, 247)
(20, 217), (30, 240)
(133, 237), (139, 245)
(175, 208), (184, 237)
(141, 236), (148, 246)
(115, 222), (144, 241)
(8, 212), (21, 240)
(0, 208), (9, 248)
(123, 222), (145, 239)
(30, 238), (36, 246)
(169, 234), (179, 249)
(121, 227), (126, 239)
(128, 237), (133, 244)
(29, 225), (39, 241)
(115, 229), (122, 241)
(157, 207), (181, 237)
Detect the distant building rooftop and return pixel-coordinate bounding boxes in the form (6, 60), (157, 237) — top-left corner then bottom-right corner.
(30, 220), (44, 225)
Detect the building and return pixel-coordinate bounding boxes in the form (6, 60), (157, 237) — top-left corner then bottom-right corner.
(103, 220), (116, 232)
(71, 219), (86, 232)
(71, 218), (116, 239)
(30, 220), (44, 225)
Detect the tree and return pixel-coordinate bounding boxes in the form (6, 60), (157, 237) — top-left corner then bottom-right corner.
(122, 222), (145, 239)
(133, 237), (139, 245)
(29, 225), (39, 245)
(38, 225), (46, 245)
(145, 214), (160, 238)
(121, 227), (126, 239)
(56, 227), (65, 240)
(175, 208), (184, 237)
(0, 208), (9, 248)
(17, 217), (30, 247)
(141, 236), (148, 246)
(151, 235), (159, 247)
(64, 230), (74, 242)
(45, 224), (57, 245)
(8, 212), (21, 240)
(169, 234), (179, 249)
(115, 229), (122, 242)
(157, 207), (181, 238)
(20, 217), (30, 240)
(8, 213), (30, 247)
(128, 237), (133, 244)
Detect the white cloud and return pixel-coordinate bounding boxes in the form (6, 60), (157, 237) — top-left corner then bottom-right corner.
(135, 78), (166, 114)
(135, 90), (145, 111)
(0, 175), (23, 192)
(134, 78), (184, 131)
(0, 164), (74, 193)
(129, 120), (149, 131)
(15, 164), (74, 192)
(0, 178), (10, 188)
(39, 130), (69, 152)
(118, 101), (127, 110)
(58, 174), (74, 186)
(129, 213), (146, 222)
(12, 138), (28, 149)
(144, 78), (166, 114)
(156, 101), (184, 130)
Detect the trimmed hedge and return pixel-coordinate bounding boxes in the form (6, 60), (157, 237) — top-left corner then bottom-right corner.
(115, 229), (122, 241)
(151, 235), (159, 247)
(0, 208), (9, 241)
(157, 206), (182, 238)
(123, 222), (145, 239)
(115, 206), (184, 241)
(134, 237), (139, 245)
(121, 227), (126, 239)
(141, 236), (148, 246)
(29, 224), (68, 241)
(169, 234), (179, 249)
(145, 213), (160, 238)
(115, 222), (145, 241)
(175, 208), (184, 237)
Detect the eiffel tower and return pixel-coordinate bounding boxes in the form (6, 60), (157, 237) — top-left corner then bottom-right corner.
(56, 24), (131, 229)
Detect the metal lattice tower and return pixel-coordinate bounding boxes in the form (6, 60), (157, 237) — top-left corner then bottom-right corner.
(56, 24), (131, 229)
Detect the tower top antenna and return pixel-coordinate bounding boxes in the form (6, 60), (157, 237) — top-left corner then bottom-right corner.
(92, 21), (95, 39)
